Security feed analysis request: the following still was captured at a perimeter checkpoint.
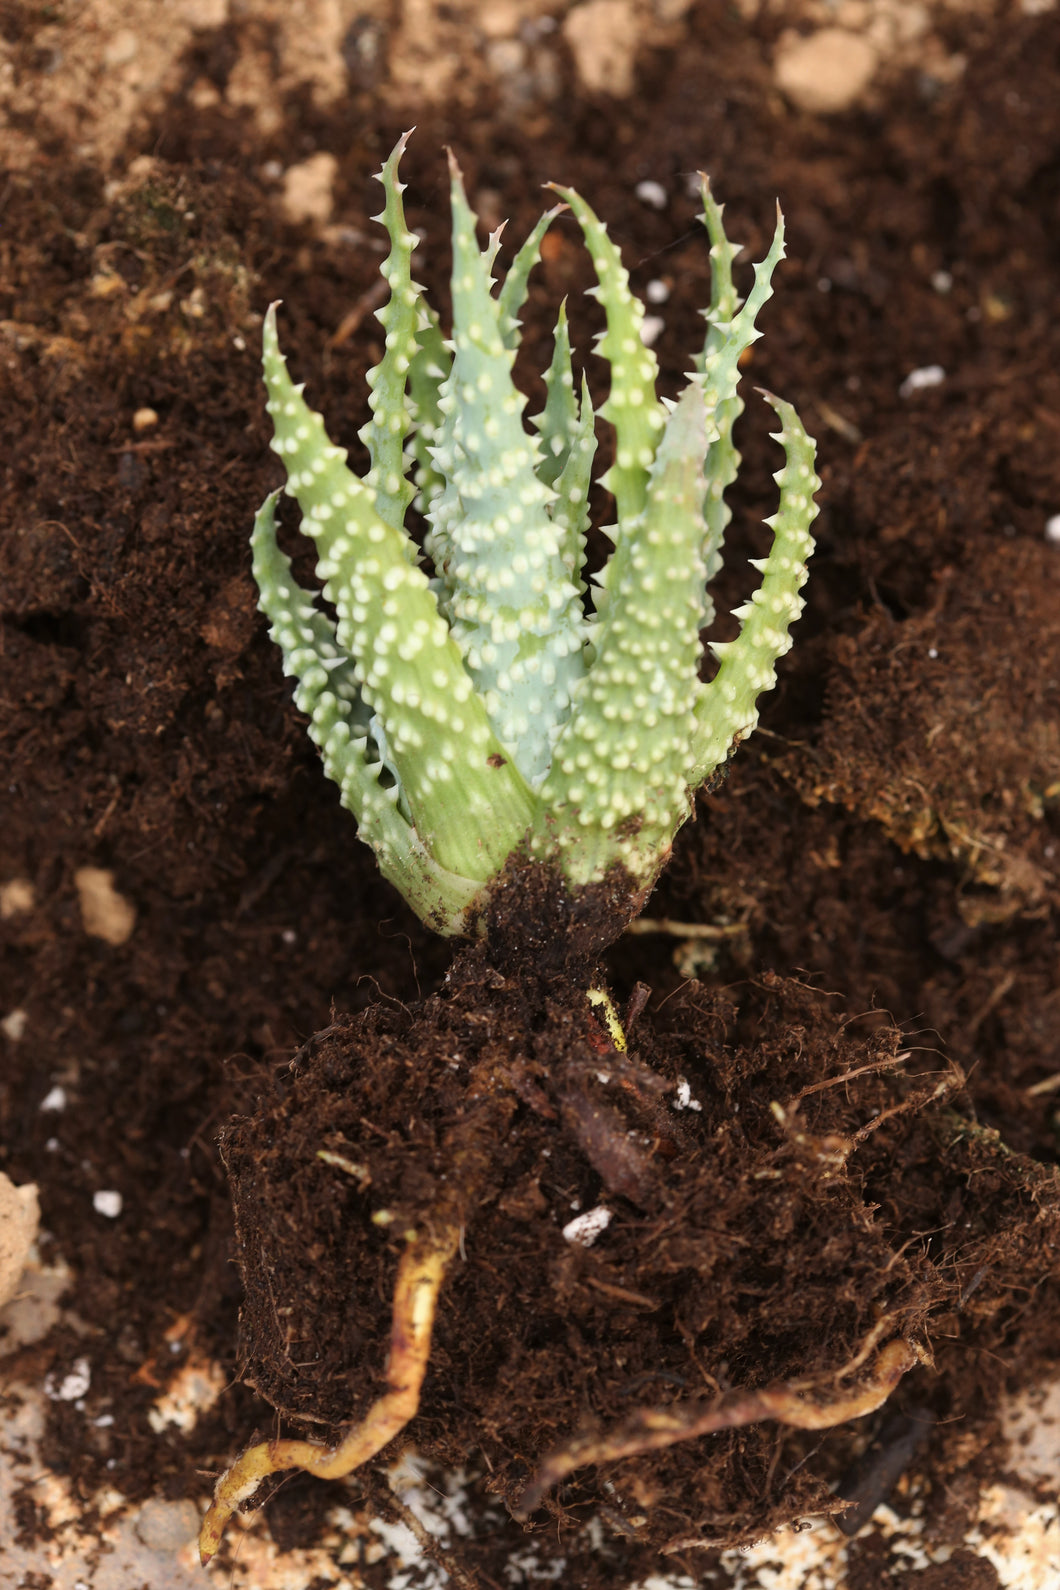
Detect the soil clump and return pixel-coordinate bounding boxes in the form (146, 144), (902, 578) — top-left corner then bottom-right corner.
(219, 867), (1060, 1560)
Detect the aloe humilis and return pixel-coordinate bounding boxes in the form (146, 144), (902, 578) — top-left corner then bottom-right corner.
(198, 141), (828, 1564)
(253, 134), (820, 936)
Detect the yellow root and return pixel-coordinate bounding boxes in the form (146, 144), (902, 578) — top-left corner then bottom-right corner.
(586, 987), (627, 1051)
(514, 1335), (920, 1520)
(199, 1228), (459, 1565)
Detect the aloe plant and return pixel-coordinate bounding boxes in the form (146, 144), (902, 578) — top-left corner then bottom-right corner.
(254, 134), (819, 936)
(200, 142), (825, 1563)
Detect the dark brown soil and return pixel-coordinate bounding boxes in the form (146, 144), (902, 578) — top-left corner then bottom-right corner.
(3, 2), (1060, 1585)
(222, 872), (1058, 1565)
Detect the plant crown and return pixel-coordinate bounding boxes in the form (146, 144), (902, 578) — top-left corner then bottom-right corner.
(253, 134), (820, 934)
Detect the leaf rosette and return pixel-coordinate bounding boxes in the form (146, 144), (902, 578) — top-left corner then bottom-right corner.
(253, 135), (820, 935)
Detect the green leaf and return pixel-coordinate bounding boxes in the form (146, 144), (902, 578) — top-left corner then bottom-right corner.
(536, 382), (710, 888)
(549, 372), (595, 596)
(262, 304), (537, 882)
(691, 390), (819, 782)
(250, 492), (485, 932)
(533, 302), (595, 592)
(408, 303), (450, 517)
(695, 175), (745, 626)
(548, 184), (666, 529)
(425, 156), (587, 786)
(532, 299), (582, 489)
(251, 488), (372, 748)
(698, 203), (787, 612)
(358, 130), (422, 536)
(497, 203), (564, 350)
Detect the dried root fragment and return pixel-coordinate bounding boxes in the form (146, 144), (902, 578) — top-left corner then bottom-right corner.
(514, 1335), (921, 1519)
(198, 1228), (459, 1564)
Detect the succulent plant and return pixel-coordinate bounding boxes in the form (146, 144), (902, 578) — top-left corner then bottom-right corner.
(254, 134), (819, 936)
(200, 143), (826, 1563)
